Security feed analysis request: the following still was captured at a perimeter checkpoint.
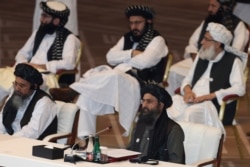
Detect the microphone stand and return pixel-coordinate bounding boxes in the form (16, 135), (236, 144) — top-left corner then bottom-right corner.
(64, 125), (112, 163)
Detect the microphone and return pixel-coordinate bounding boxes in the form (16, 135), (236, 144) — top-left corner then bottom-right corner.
(129, 156), (159, 165)
(71, 125), (112, 152)
(64, 125), (112, 163)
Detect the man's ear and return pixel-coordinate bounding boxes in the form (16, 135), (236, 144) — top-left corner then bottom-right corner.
(146, 19), (152, 24)
(159, 102), (164, 111)
(53, 18), (60, 26)
(215, 42), (222, 50)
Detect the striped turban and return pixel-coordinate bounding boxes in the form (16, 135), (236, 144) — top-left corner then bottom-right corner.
(40, 0), (70, 27)
(125, 5), (154, 19)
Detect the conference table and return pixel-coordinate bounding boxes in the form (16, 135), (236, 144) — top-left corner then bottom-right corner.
(0, 134), (195, 167)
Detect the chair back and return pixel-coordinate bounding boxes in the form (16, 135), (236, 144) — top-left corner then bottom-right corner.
(162, 52), (173, 87)
(178, 122), (223, 167)
(55, 42), (83, 86)
(55, 100), (80, 145)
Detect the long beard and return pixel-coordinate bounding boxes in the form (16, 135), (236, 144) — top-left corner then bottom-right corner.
(12, 90), (31, 107)
(199, 45), (216, 61)
(137, 107), (160, 125)
(37, 22), (57, 35)
(206, 8), (223, 23)
(11, 94), (23, 109)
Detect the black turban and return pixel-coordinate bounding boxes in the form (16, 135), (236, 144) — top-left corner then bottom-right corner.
(40, 1), (70, 27)
(14, 63), (43, 86)
(141, 84), (173, 108)
(125, 5), (154, 19)
(218, 0), (236, 7)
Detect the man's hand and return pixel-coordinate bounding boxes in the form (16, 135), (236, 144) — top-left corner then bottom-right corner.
(190, 53), (197, 61)
(183, 85), (196, 103)
(131, 50), (142, 57)
(193, 93), (216, 103)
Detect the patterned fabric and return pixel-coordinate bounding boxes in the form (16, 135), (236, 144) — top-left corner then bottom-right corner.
(219, 0), (237, 33)
(125, 5), (154, 19)
(47, 28), (71, 61)
(40, 1), (70, 27)
(136, 24), (155, 51)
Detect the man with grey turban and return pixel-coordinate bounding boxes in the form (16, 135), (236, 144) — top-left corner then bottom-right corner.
(167, 0), (249, 96)
(127, 84), (185, 164)
(167, 22), (247, 133)
(0, 0), (81, 103)
(0, 63), (57, 140)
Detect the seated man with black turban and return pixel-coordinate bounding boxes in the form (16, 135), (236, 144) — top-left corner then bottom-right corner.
(50, 5), (168, 141)
(127, 84), (185, 164)
(0, 63), (57, 139)
(0, 0), (81, 103)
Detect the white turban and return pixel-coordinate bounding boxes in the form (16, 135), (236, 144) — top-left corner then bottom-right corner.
(206, 22), (248, 69)
(206, 22), (233, 45)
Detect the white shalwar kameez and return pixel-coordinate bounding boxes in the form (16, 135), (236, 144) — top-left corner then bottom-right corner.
(0, 30), (81, 102)
(167, 51), (245, 134)
(72, 36), (168, 137)
(0, 90), (57, 139)
(166, 20), (249, 95)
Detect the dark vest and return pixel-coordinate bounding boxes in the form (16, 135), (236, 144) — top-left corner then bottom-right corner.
(192, 52), (238, 125)
(123, 32), (167, 84)
(128, 111), (185, 163)
(20, 89), (57, 140)
(32, 27), (71, 62)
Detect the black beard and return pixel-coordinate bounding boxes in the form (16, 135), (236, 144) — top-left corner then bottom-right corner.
(131, 33), (143, 42)
(206, 9), (223, 23)
(131, 23), (149, 42)
(38, 21), (58, 35)
(137, 108), (160, 125)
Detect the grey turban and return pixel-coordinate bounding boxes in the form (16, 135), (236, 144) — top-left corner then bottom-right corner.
(206, 22), (233, 45)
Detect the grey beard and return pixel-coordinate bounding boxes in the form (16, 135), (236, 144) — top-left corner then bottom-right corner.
(11, 94), (23, 109)
(199, 45), (216, 61)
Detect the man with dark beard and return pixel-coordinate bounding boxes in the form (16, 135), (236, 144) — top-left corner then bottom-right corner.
(127, 84), (185, 164)
(166, 0), (249, 95)
(16, 0), (80, 78)
(0, 63), (57, 140)
(167, 23), (247, 132)
(0, 0), (81, 103)
(49, 5), (168, 144)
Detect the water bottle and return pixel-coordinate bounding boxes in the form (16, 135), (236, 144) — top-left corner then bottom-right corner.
(92, 135), (101, 162)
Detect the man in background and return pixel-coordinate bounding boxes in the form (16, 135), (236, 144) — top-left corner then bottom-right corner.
(0, 63), (57, 140)
(0, 0), (81, 103)
(168, 23), (247, 132)
(50, 5), (169, 143)
(33, 0), (79, 36)
(166, 0), (249, 95)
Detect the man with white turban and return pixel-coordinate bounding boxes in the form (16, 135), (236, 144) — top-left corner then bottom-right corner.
(0, 0), (81, 104)
(166, 0), (249, 96)
(167, 22), (247, 134)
